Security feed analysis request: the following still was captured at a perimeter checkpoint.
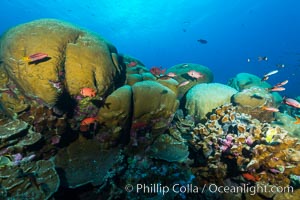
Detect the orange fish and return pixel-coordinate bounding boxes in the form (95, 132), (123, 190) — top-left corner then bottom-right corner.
(294, 116), (300, 125)
(23, 53), (48, 62)
(242, 173), (259, 182)
(274, 80), (288, 87)
(80, 117), (97, 132)
(268, 87), (285, 92)
(80, 88), (96, 97)
(261, 106), (279, 112)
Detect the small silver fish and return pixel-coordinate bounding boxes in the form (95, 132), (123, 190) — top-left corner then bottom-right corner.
(264, 70), (278, 77)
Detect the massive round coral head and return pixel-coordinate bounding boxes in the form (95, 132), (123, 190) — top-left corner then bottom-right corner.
(0, 19), (122, 106)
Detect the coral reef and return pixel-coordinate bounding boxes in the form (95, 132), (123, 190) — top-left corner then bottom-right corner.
(185, 83), (237, 121)
(2, 18), (300, 200)
(187, 103), (300, 192)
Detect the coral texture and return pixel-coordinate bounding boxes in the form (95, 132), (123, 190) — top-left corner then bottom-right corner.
(185, 83), (237, 121)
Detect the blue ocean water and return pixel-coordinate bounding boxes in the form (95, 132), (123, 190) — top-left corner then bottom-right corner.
(1, 0), (300, 97)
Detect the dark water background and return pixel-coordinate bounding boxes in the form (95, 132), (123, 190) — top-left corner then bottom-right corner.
(1, 0), (300, 97)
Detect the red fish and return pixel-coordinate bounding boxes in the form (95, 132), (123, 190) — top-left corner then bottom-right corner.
(187, 70), (203, 79)
(131, 121), (148, 130)
(80, 117), (97, 132)
(23, 53), (48, 62)
(80, 88), (96, 97)
(283, 97), (300, 108)
(127, 61), (138, 67)
(150, 66), (166, 76)
(242, 173), (259, 182)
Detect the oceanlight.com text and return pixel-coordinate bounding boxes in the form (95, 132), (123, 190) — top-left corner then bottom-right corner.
(124, 183), (294, 196)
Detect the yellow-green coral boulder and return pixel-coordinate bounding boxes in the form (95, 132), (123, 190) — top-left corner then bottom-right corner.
(232, 87), (275, 122)
(96, 85), (132, 148)
(0, 19), (122, 106)
(185, 83), (237, 121)
(132, 81), (178, 132)
(228, 73), (282, 104)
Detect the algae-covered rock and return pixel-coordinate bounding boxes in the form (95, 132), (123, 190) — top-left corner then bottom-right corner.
(0, 19), (123, 106)
(96, 85), (132, 147)
(228, 73), (282, 104)
(166, 63), (213, 98)
(132, 80), (179, 132)
(185, 83), (237, 121)
(0, 160), (59, 200)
